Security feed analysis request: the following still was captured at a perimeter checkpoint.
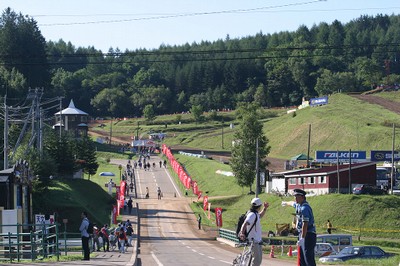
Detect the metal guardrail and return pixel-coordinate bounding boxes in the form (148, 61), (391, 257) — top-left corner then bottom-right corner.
(0, 223), (59, 263)
(218, 228), (239, 244)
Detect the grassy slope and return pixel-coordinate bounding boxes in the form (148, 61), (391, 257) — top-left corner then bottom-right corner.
(178, 154), (400, 240)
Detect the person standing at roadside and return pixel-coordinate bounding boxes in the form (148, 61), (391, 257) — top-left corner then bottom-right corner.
(282, 189), (316, 266)
(238, 198), (269, 266)
(79, 211), (90, 260)
(326, 220), (333, 234)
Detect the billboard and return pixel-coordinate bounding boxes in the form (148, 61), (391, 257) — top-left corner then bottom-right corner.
(371, 150), (400, 162)
(315, 151), (367, 162)
(309, 96), (328, 106)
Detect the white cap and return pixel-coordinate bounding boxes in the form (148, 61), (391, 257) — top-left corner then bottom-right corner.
(251, 198), (262, 207)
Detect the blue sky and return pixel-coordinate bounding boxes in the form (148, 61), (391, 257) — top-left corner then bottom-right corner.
(1, 0), (399, 52)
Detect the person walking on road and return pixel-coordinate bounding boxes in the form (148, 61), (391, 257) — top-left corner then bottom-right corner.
(282, 189), (316, 266)
(157, 186), (162, 200)
(101, 224), (110, 252)
(145, 187), (149, 198)
(127, 197), (133, 214)
(238, 198), (269, 266)
(79, 211), (90, 260)
(197, 214), (202, 230)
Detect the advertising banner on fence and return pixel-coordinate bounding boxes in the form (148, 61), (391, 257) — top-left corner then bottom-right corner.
(309, 96), (328, 106)
(203, 196), (209, 211)
(315, 150), (367, 163)
(371, 150), (400, 162)
(215, 208), (223, 227)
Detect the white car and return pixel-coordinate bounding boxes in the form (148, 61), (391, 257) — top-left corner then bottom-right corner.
(290, 243), (337, 257)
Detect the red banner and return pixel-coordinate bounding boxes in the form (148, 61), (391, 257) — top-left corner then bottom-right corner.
(215, 208), (223, 227)
(193, 181), (198, 195)
(197, 191), (202, 200)
(203, 196), (208, 211)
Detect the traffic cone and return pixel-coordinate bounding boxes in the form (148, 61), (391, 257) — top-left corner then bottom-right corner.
(288, 245), (293, 257)
(269, 245), (275, 258)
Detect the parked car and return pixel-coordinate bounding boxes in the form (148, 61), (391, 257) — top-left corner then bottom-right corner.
(319, 246), (391, 263)
(353, 184), (386, 195)
(290, 242), (337, 257)
(316, 234), (352, 252)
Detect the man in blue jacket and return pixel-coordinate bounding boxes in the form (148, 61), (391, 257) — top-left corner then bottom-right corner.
(282, 189), (316, 266)
(79, 211), (90, 260)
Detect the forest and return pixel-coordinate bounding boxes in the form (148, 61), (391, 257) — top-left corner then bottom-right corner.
(1, 7), (400, 118)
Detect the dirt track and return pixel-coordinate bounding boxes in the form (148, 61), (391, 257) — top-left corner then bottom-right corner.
(352, 94), (400, 114)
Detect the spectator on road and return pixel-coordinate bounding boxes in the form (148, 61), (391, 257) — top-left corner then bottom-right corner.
(197, 214), (202, 230)
(126, 225), (134, 247)
(101, 224), (110, 252)
(92, 224), (101, 251)
(157, 187), (162, 200)
(145, 187), (149, 198)
(238, 198), (269, 266)
(282, 189), (316, 266)
(118, 227), (127, 253)
(127, 197), (133, 214)
(159, 161), (162, 168)
(79, 211), (90, 261)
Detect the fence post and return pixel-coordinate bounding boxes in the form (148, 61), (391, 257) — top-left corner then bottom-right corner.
(30, 230), (35, 261)
(16, 224), (20, 262)
(55, 224), (59, 261)
(8, 231), (12, 263)
(41, 224), (46, 258)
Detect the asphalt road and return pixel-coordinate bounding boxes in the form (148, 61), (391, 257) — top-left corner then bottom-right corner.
(16, 156), (298, 265)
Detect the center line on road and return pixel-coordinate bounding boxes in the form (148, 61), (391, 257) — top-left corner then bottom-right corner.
(219, 260), (231, 264)
(207, 256), (215, 260)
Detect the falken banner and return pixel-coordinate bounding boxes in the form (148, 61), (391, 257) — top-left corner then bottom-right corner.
(315, 151), (367, 162)
(371, 150), (400, 162)
(309, 96), (328, 107)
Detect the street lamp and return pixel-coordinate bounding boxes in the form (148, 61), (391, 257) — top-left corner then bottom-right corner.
(118, 164), (122, 180)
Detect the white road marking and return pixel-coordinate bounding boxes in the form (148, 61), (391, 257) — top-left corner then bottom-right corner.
(163, 167), (182, 197)
(151, 251), (164, 266)
(198, 253), (205, 256)
(219, 260), (231, 264)
(192, 249), (197, 252)
(207, 256), (215, 260)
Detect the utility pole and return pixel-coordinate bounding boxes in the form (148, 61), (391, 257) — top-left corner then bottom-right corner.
(391, 123), (395, 195)
(337, 149), (340, 193)
(255, 138), (259, 197)
(307, 124), (311, 168)
(109, 119), (113, 145)
(348, 149), (352, 194)
(221, 116), (224, 149)
(59, 97), (63, 140)
(3, 94), (8, 170)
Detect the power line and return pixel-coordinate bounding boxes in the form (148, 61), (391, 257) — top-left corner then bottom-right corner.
(0, 43), (399, 66)
(37, 0), (326, 27)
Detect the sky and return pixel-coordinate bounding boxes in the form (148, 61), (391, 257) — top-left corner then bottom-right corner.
(0, 0), (399, 52)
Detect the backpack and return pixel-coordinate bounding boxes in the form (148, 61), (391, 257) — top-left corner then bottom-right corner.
(87, 221), (94, 234)
(236, 211), (258, 241)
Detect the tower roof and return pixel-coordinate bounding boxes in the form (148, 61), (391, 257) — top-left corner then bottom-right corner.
(55, 99), (88, 115)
